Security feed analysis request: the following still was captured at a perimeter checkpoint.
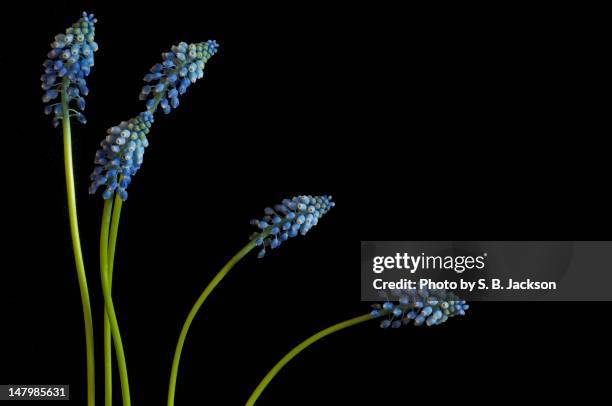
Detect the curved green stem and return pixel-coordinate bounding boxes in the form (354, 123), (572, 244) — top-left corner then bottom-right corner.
(100, 199), (131, 406)
(167, 239), (259, 406)
(104, 194), (123, 406)
(61, 80), (95, 406)
(246, 313), (377, 405)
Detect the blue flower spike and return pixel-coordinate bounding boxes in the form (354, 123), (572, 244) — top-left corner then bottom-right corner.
(41, 12), (98, 127)
(139, 40), (219, 114)
(89, 111), (154, 201)
(249, 195), (335, 258)
(373, 289), (468, 328)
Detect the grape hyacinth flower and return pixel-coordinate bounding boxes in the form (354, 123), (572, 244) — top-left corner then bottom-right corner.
(89, 111), (154, 201)
(372, 288), (468, 328)
(140, 40), (219, 114)
(249, 195), (335, 258)
(167, 194), (334, 406)
(246, 289), (468, 405)
(41, 12), (98, 127)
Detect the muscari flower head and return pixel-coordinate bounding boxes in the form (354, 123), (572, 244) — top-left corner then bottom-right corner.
(89, 111), (154, 201)
(371, 288), (468, 328)
(41, 12), (98, 127)
(139, 40), (219, 114)
(249, 196), (335, 258)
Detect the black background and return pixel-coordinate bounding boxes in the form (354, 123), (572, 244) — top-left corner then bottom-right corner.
(1, 0), (609, 404)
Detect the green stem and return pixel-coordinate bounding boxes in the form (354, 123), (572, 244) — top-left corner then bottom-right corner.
(104, 194), (123, 406)
(167, 239), (259, 406)
(108, 194), (123, 284)
(100, 199), (131, 406)
(103, 313), (112, 406)
(61, 80), (95, 406)
(246, 313), (377, 405)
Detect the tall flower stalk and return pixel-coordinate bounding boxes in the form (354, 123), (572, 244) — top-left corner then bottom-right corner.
(166, 195), (335, 406)
(91, 111), (156, 405)
(89, 41), (219, 405)
(246, 289), (469, 405)
(41, 12), (98, 406)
